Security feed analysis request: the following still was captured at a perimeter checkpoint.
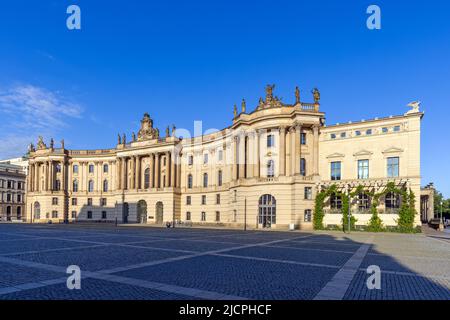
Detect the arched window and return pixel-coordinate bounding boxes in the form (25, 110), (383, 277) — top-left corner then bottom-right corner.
(88, 180), (94, 192)
(203, 173), (208, 187)
(72, 180), (78, 192)
(103, 180), (108, 192)
(258, 194), (276, 228)
(187, 174), (193, 189)
(218, 170), (223, 186)
(385, 192), (400, 212)
(267, 160), (274, 178)
(103, 164), (109, 173)
(144, 168), (150, 189)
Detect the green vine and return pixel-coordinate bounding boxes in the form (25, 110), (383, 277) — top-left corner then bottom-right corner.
(313, 182), (418, 233)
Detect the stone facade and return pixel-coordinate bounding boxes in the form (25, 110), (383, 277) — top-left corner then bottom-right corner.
(25, 86), (424, 230)
(0, 163), (26, 222)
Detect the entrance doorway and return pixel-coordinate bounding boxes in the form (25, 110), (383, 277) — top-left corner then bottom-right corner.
(123, 202), (129, 223)
(137, 200), (147, 224)
(258, 194), (276, 228)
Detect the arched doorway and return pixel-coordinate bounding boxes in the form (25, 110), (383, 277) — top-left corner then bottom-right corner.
(258, 194), (276, 228)
(137, 200), (147, 224)
(123, 202), (129, 223)
(34, 202), (40, 221)
(155, 202), (164, 224)
(17, 206), (22, 220)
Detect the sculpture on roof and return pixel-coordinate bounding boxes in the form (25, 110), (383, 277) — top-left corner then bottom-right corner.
(49, 138), (54, 149)
(312, 88), (320, 103)
(266, 84), (275, 102)
(137, 113), (159, 141)
(28, 143), (35, 153)
(233, 104), (237, 117)
(37, 136), (46, 150)
(118, 133), (121, 145)
(295, 86), (300, 104)
(241, 99), (246, 113)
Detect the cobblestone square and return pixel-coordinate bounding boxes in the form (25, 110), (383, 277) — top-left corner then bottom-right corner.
(0, 224), (449, 300)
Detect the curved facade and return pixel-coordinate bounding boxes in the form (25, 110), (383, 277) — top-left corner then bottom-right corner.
(25, 86), (424, 230)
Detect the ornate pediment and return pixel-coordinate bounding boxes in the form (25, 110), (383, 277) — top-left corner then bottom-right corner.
(137, 113), (159, 141)
(326, 152), (345, 159)
(353, 149), (373, 157)
(382, 147), (404, 154)
(37, 136), (47, 150)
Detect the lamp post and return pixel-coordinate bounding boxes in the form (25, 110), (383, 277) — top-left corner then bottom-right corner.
(347, 184), (352, 234)
(439, 199), (444, 231)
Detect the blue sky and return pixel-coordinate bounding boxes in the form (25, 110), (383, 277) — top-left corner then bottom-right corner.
(0, 0), (449, 197)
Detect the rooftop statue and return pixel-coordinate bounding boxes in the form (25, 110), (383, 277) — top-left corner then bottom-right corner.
(312, 88), (320, 103)
(233, 104), (237, 117)
(407, 101), (421, 113)
(132, 132), (136, 142)
(266, 84), (275, 101)
(37, 136), (47, 150)
(166, 126), (170, 138)
(295, 86), (300, 104)
(241, 99), (246, 113)
(118, 133), (121, 145)
(137, 113), (159, 141)
(28, 143), (35, 153)
(49, 138), (54, 149)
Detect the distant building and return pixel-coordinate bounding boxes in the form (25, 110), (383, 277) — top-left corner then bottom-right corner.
(0, 156), (29, 174)
(0, 163), (26, 221)
(26, 85), (424, 229)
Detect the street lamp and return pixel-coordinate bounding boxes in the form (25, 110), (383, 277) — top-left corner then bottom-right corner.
(347, 184), (352, 234)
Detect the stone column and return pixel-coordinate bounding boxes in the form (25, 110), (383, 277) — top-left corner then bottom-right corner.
(165, 152), (170, 187)
(135, 155), (141, 190)
(155, 153), (160, 188)
(68, 161), (72, 192)
(130, 157), (135, 190)
(49, 161), (53, 191)
(121, 158), (127, 190)
(177, 155), (181, 187)
(43, 161), (48, 191)
(61, 160), (66, 191)
(232, 137), (238, 180)
(170, 151), (176, 187)
(312, 124), (320, 176)
(238, 134), (246, 179)
(246, 134), (253, 179)
(279, 126), (286, 176)
(254, 130), (261, 178)
(116, 158), (121, 190)
(149, 153), (154, 188)
(294, 124), (301, 175)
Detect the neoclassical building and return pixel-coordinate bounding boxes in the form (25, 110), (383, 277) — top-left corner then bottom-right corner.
(25, 85), (424, 230)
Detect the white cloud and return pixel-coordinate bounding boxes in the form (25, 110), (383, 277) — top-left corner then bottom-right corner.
(0, 84), (83, 159)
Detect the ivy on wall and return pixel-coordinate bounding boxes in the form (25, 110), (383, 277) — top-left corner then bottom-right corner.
(313, 182), (418, 233)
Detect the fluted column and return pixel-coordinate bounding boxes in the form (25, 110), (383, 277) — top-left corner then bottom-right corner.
(43, 161), (48, 191)
(176, 154), (181, 187)
(164, 152), (170, 187)
(155, 153), (160, 188)
(149, 153), (154, 188)
(238, 134), (245, 179)
(294, 124), (301, 175)
(254, 131), (261, 178)
(246, 134), (254, 179)
(312, 125), (320, 176)
(279, 126), (286, 176)
(61, 160), (66, 191)
(135, 156), (141, 190)
(116, 158), (121, 190)
(121, 158), (127, 190)
(49, 161), (53, 191)
(170, 151), (176, 187)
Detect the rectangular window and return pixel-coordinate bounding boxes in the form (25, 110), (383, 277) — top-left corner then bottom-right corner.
(186, 211), (191, 221)
(267, 134), (274, 147)
(101, 211), (107, 219)
(366, 129), (372, 135)
(216, 194), (221, 204)
(300, 132), (306, 145)
(87, 198), (93, 206)
(188, 155), (193, 165)
(71, 211), (76, 219)
(186, 196), (191, 205)
(17, 194), (22, 202)
(52, 197), (58, 205)
(100, 198), (107, 206)
(331, 133), (336, 139)
(202, 195), (206, 205)
(215, 211), (220, 222)
(331, 161), (341, 180)
(87, 211), (92, 219)
(340, 132), (346, 138)
(72, 198), (77, 206)
(52, 211), (58, 218)
(358, 159), (369, 179)
(218, 150), (223, 161)
(382, 127), (388, 133)
(355, 130), (361, 136)
(304, 187), (312, 200)
(393, 125), (400, 132)
(89, 164), (94, 173)
(218, 170), (223, 186)
(304, 209), (312, 222)
(201, 212), (206, 221)
(6, 194), (11, 202)
(387, 157), (399, 178)
(203, 154), (208, 164)
(330, 194), (342, 209)
(300, 158), (306, 176)
(73, 165), (79, 174)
